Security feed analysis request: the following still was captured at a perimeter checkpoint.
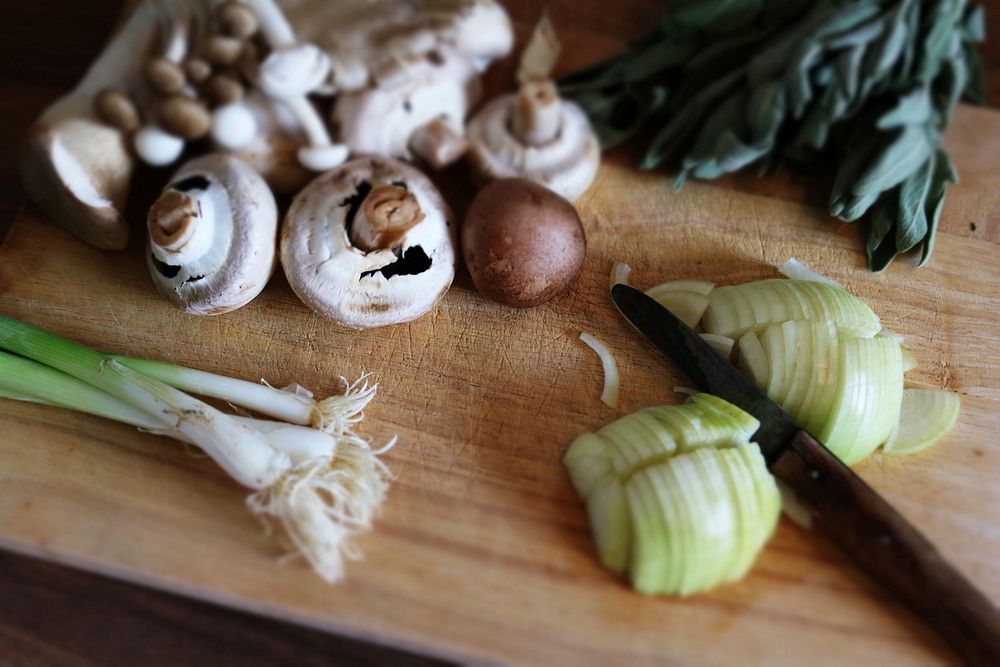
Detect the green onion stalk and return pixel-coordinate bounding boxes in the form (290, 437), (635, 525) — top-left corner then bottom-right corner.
(0, 316), (392, 582)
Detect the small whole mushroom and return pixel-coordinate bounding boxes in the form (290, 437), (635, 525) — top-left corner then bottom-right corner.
(465, 16), (600, 201)
(146, 153), (278, 315)
(333, 46), (479, 170)
(281, 156), (456, 328)
(462, 178), (586, 308)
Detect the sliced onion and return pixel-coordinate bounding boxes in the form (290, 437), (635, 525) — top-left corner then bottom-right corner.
(609, 261), (632, 289)
(702, 279), (880, 339)
(901, 348), (918, 372)
(778, 257), (842, 287)
(645, 280), (714, 329)
(882, 389), (960, 456)
(562, 396), (779, 596)
(673, 385), (698, 396)
(700, 333), (735, 360)
(776, 480), (812, 529)
(878, 328), (905, 344)
(580, 332), (620, 408)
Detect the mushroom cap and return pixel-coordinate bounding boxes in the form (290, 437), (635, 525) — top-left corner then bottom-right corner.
(462, 178), (586, 309)
(283, 0), (513, 92)
(466, 93), (601, 202)
(21, 115), (133, 250)
(146, 153), (278, 315)
(333, 46), (479, 161)
(281, 156), (456, 328)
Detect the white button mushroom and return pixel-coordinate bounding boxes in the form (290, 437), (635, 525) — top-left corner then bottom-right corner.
(134, 126), (186, 167)
(146, 153), (278, 315)
(281, 156), (456, 329)
(466, 80), (601, 202)
(333, 47), (479, 169)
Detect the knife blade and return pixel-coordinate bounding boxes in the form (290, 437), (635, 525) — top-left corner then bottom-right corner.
(610, 283), (1000, 666)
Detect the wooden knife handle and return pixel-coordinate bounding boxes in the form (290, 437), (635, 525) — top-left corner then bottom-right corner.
(772, 430), (1000, 666)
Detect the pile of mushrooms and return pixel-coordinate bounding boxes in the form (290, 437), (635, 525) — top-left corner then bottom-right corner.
(22, 0), (599, 323)
(281, 156), (456, 328)
(285, 0), (514, 170)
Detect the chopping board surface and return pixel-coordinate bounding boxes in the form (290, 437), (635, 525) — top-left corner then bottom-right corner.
(1, 2), (999, 664)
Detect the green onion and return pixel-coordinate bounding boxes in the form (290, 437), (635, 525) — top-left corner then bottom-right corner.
(0, 316), (391, 582)
(115, 355), (376, 437)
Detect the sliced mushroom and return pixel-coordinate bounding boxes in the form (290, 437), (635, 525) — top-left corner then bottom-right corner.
(19, 2), (176, 249)
(282, 0), (513, 92)
(465, 80), (601, 202)
(281, 156), (456, 328)
(333, 46), (479, 168)
(147, 153), (277, 315)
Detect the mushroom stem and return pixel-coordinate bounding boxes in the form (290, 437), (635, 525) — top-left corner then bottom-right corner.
(511, 80), (562, 147)
(282, 96), (348, 171)
(350, 185), (425, 252)
(409, 119), (468, 170)
(240, 0), (298, 49)
(148, 187), (217, 263)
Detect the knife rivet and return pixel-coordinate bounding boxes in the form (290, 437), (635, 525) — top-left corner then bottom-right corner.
(879, 534), (892, 546)
(810, 469), (820, 480)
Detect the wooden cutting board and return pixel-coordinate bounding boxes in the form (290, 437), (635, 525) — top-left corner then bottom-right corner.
(1, 3), (998, 664)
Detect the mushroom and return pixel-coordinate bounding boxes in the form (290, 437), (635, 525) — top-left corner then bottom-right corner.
(466, 16), (600, 201)
(231, 0), (346, 173)
(282, 0), (513, 92)
(146, 153), (277, 316)
(19, 1), (181, 249)
(281, 156), (456, 328)
(224, 91), (313, 194)
(333, 46), (480, 169)
(462, 178), (586, 308)
(465, 81), (601, 202)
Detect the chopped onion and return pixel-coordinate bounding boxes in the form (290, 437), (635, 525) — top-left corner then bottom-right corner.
(778, 257), (842, 287)
(878, 328), (905, 344)
(700, 333), (735, 360)
(563, 396), (779, 595)
(883, 389), (960, 456)
(580, 332), (619, 408)
(645, 280), (714, 329)
(703, 279), (880, 339)
(609, 261), (632, 289)
(776, 480), (812, 529)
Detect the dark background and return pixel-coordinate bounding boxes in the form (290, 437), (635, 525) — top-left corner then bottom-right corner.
(1, 1), (998, 664)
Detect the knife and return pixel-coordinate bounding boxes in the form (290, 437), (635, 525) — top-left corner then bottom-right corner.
(611, 284), (1000, 666)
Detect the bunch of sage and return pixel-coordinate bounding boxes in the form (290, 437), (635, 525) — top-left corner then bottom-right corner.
(561, 0), (985, 270)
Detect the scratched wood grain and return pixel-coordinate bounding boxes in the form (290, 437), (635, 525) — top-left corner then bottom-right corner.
(1, 2), (998, 664)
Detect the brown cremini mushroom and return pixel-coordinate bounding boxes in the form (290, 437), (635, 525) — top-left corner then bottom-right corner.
(462, 178), (586, 308)
(281, 156), (456, 328)
(146, 153), (278, 315)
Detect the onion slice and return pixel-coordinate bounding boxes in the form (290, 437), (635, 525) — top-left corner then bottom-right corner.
(609, 261), (632, 289)
(778, 257), (842, 287)
(580, 332), (620, 408)
(883, 389), (960, 455)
